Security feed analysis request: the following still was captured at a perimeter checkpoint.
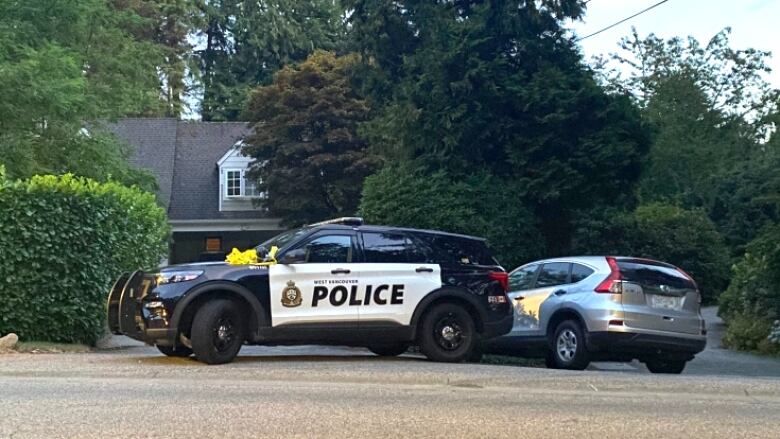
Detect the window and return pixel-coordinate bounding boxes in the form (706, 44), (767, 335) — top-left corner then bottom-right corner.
(571, 264), (594, 283)
(616, 260), (695, 290)
(304, 235), (353, 263)
(225, 170), (242, 197)
(362, 232), (426, 263)
(224, 169), (261, 198)
(509, 265), (538, 291)
(205, 237), (222, 252)
(422, 235), (498, 266)
(535, 262), (570, 288)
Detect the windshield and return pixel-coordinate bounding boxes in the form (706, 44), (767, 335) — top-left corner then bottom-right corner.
(259, 228), (311, 252)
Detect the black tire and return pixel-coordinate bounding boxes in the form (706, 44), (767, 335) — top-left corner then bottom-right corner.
(367, 344), (409, 357)
(418, 303), (477, 363)
(157, 344), (192, 357)
(191, 299), (246, 365)
(548, 319), (590, 370)
(645, 358), (687, 374)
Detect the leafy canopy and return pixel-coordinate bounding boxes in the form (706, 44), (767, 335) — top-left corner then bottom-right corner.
(243, 51), (381, 226)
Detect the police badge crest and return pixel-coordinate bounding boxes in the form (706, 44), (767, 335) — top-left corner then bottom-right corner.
(281, 280), (303, 307)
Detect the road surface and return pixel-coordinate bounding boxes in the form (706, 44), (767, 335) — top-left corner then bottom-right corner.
(1, 308), (778, 438)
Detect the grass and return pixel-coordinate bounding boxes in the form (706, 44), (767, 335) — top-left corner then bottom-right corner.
(13, 341), (91, 354)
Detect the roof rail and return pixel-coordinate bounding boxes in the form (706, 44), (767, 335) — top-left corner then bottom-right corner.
(309, 217), (364, 227)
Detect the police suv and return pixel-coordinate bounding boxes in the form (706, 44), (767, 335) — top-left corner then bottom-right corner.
(107, 218), (513, 364)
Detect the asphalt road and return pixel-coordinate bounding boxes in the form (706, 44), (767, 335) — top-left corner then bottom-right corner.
(1, 307), (779, 438)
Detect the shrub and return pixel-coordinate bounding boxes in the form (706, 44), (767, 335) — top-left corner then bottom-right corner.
(721, 313), (780, 355)
(719, 223), (780, 353)
(0, 174), (169, 345)
(572, 202), (730, 303)
(360, 162), (545, 269)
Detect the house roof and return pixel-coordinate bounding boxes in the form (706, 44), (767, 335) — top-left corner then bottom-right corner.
(104, 118), (266, 221)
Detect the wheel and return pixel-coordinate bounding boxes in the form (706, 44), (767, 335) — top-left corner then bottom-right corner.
(645, 358), (687, 374)
(191, 299), (246, 365)
(368, 343), (409, 357)
(418, 303), (477, 363)
(548, 320), (590, 370)
(157, 344), (192, 357)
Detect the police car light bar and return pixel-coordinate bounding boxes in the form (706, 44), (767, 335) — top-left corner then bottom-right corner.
(309, 217), (364, 227)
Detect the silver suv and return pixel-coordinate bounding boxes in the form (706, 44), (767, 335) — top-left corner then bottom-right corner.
(483, 256), (707, 374)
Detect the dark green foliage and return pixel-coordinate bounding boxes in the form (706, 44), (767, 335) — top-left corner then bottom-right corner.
(198, 0), (346, 121)
(721, 313), (779, 356)
(243, 51), (382, 227)
(0, 175), (170, 345)
(572, 203), (730, 303)
(348, 0), (649, 254)
(0, 0), (164, 186)
(360, 162), (546, 269)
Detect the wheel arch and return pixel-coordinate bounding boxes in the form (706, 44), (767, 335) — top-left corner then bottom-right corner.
(545, 308), (589, 341)
(170, 281), (268, 343)
(409, 287), (486, 339)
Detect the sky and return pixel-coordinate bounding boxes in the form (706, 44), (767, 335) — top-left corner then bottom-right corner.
(567, 0), (780, 86)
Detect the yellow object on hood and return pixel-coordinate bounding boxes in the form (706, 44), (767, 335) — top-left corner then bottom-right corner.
(225, 246), (278, 266)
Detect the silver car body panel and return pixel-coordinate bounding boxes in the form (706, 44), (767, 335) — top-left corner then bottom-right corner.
(503, 256), (706, 345)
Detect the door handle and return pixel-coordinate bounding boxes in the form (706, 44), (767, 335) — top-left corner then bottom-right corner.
(415, 267), (434, 273)
(553, 289), (567, 296)
(515, 296), (525, 301)
(331, 268), (351, 275)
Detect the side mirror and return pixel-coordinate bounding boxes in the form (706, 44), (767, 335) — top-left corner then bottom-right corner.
(279, 248), (306, 264)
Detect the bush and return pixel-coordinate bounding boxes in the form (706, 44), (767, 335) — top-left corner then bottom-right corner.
(721, 313), (780, 355)
(572, 202), (730, 303)
(360, 162), (545, 269)
(718, 223), (780, 353)
(0, 174), (169, 345)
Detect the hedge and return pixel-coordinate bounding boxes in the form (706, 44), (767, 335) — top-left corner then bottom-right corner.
(0, 174), (169, 345)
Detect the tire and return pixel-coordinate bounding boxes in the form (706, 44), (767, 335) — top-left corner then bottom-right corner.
(191, 299), (246, 365)
(368, 344), (409, 357)
(645, 358), (687, 374)
(418, 303), (477, 363)
(157, 344), (192, 357)
(548, 319), (590, 370)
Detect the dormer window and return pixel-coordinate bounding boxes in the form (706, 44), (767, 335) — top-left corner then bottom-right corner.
(224, 168), (259, 198)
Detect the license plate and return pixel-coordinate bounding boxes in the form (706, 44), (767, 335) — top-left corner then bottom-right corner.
(650, 295), (682, 310)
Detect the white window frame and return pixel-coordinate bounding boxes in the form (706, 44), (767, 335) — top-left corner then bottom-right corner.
(224, 168), (262, 199)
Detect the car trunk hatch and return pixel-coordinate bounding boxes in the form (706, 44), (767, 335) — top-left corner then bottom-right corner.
(617, 259), (701, 335)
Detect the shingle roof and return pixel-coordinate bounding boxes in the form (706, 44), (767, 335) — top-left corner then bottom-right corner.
(105, 118), (266, 221)
(106, 118), (178, 207)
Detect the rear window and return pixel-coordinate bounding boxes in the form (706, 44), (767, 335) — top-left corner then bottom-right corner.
(616, 260), (696, 290)
(420, 234), (498, 266)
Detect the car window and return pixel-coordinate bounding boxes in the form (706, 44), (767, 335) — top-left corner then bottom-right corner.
(259, 227), (311, 251)
(303, 235), (353, 263)
(617, 260), (695, 290)
(571, 263), (594, 283)
(422, 235), (498, 266)
(509, 265), (538, 291)
(535, 262), (570, 288)
(362, 232), (426, 263)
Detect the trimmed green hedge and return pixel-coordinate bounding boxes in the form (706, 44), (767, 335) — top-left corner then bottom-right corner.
(0, 174), (169, 345)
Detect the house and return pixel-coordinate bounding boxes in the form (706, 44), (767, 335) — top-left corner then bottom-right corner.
(105, 118), (284, 264)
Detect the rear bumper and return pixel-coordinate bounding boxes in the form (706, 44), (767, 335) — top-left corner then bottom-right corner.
(482, 313), (514, 340)
(587, 330), (706, 355)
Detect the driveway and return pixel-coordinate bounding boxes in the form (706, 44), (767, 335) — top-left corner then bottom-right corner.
(2, 313), (780, 439)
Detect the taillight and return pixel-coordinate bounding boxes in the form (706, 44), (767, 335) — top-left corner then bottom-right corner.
(595, 256), (622, 294)
(489, 271), (509, 293)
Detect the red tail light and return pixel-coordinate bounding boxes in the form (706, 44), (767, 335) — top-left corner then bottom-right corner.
(595, 256), (622, 294)
(489, 271), (509, 293)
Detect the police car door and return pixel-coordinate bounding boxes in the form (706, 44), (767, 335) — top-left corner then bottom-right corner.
(357, 231), (441, 325)
(269, 231), (360, 327)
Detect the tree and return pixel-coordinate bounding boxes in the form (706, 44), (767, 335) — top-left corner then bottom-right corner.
(197, 0), (347, 121)
(348, 0), (648, 254)
(243, 51), (381, 226)
(0, 0), (164, 186)
(360, 162), (546, 269)
(599, 28), (780, 257)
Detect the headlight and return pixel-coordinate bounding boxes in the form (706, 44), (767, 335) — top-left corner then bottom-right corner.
(156, 270), (204, 285)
